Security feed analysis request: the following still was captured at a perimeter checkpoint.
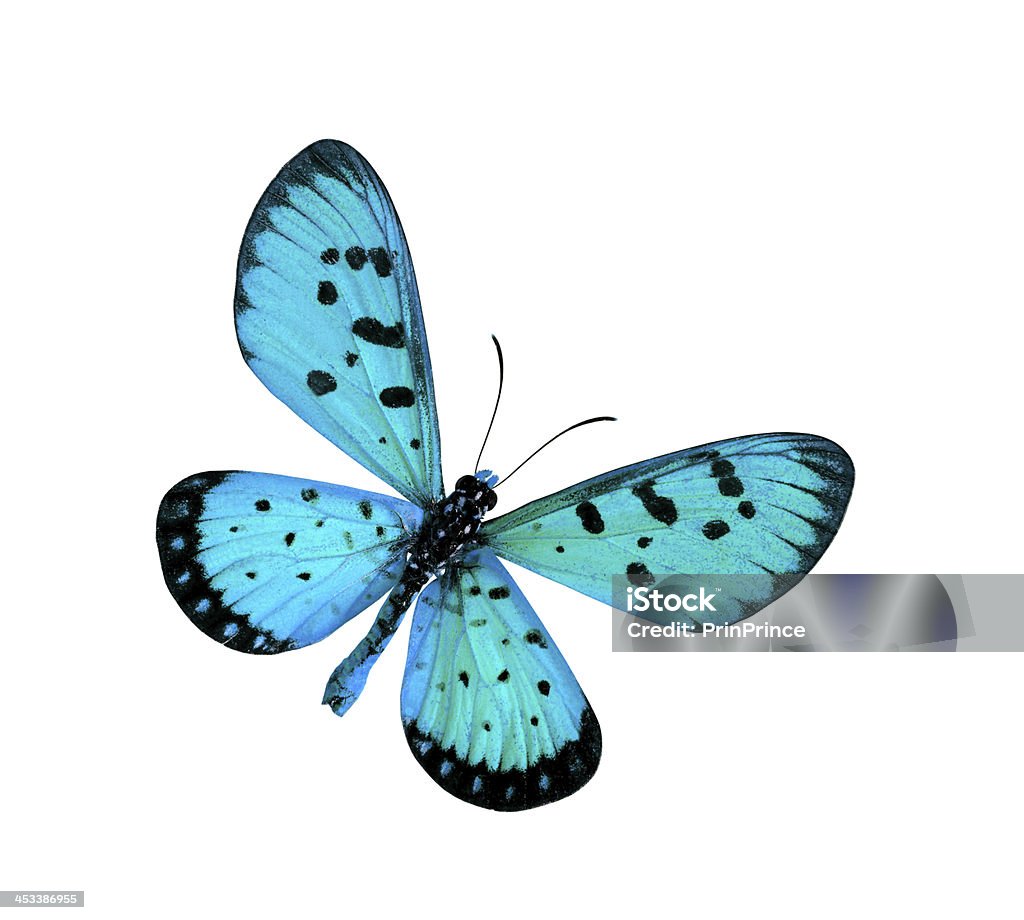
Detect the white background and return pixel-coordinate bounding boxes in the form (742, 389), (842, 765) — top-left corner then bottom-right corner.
(3, 2), (1022, 917)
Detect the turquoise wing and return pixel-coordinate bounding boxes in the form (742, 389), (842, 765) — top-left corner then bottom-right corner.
(481, 433), (854, 625)
(156, 471), (422, 653)
(401, 547), (601, 811)
(235, 140), (443, 506)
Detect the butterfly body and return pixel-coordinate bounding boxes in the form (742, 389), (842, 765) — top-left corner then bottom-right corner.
(318, 473), (502, 714)
(157, 139), (855, 810)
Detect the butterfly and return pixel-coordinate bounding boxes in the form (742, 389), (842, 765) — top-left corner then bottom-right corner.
(156, 140), (855, 811)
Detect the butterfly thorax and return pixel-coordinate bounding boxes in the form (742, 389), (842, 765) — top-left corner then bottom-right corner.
(411, 474), (498, 574)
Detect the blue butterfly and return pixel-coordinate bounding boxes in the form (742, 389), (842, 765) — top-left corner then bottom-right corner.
(156, 140), (854, 810)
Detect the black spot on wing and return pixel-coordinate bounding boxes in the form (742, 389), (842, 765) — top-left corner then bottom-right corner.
(320, 248), (340, 264)
(367, 247), (394, 277)
(637, 537), (652, 548)
(575, 501), (605, 534)
(317, 281), (338, 305)
(255, 499), (271, 512)
(345, 246), (368, 270)
(488, 586), (510, 600)
(352, 317), (406, 348)
(524, 629), (548, 648)
(380, 386), (415, 408)
(403, 706), (601, 811)
(301, 488), (319, 502)
(738, 501), (756, 519)
(345, 351), (359, 367)
(631, 481), (678, 526)
(626, 562), (655, 586)
(702, 520), (730, 540)
(358, 500), (373, 520)
(718, 477), (744, 497)
(307, 370), (337, 396)
(710, 460), (744, 496)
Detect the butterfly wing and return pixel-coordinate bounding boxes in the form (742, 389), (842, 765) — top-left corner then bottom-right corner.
(481, 433), (854, 624)
(401, 547), (601, 811)
(156, 471), (422, 652)
(235, 140), (443, 506)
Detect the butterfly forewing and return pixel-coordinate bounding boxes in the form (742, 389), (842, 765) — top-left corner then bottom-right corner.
(157, 471), (422, 653)
(401, 548), (601, 811)
(235, 140), (443, 506)
(482, 433), (854, 624)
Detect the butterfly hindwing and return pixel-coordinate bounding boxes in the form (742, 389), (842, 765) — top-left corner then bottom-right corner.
(482, 434), (854, 624)
(401, 547), (601, 811)
(235, 140), (443, 506)
(156, 471), (422, 653)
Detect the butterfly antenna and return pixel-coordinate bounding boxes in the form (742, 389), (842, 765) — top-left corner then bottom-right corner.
(496, 415), (617, 487)
(474, 335), (505, 474)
